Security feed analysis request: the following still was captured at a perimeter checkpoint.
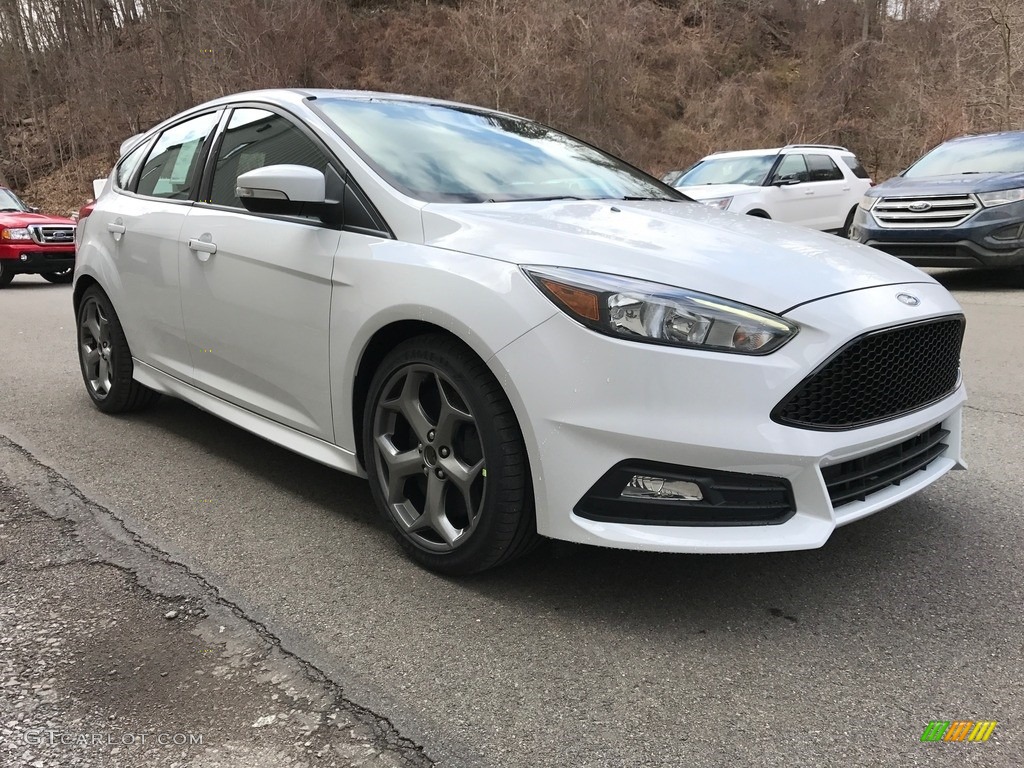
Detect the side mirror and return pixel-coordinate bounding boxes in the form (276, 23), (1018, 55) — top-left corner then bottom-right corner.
(28, 206), (40, 213)
(236, 165), (337, 221)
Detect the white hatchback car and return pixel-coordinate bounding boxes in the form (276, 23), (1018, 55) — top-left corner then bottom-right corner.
(669, 145), (873, 235)
(74, 90), (965, 574)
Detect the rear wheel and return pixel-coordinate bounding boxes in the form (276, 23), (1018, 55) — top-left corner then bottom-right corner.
(76, 286), (161, 413)
(363, 335), (538, 575)
(42, 268), (73, 284)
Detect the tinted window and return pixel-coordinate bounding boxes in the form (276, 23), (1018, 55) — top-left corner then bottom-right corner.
(209, 108), (333, 209)
(137, 113), (219, 199)
(774, 154), (809, 182)
(904, 133), (1024, 177)
(675, 154), (776, 187)
(115, 140), (150, 191)
(806, 154), (844, 182)
(0, 188), (26, 211)
(841, 155), (870, 179)
(317, 98), (679, 203)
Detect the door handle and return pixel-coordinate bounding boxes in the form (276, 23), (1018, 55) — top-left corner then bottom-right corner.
(107, 220), (125, 241)
(188, 237), (218, 263)
(803, 191), (815, 196)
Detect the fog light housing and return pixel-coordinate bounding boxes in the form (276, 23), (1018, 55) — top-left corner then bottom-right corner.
(575, 460), (795, 526)
(622, 475), (703, 501)
(20, 253), (28, 261)
(991, 224), (1023, 241)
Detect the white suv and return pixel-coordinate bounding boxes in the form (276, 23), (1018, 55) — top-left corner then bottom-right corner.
(667, 145), (873, 235)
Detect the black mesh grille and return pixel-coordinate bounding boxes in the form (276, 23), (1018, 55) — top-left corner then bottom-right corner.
(823, 423), (949, 508)
(773, 316), (964, 430)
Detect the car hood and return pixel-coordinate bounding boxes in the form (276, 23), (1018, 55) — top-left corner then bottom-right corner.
(421, 200), (934, 313)
(870, 172), (1024, 196)
(0, 211), (76, 227)
(674, 183), (759, 200)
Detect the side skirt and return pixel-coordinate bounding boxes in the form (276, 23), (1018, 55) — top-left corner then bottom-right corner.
(132, 359), (365, 478)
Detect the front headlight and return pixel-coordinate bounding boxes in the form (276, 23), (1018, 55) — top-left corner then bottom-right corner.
(0, 227), (31, 241)
(701, 196), (732, 211)
(977, 187), (1024, 207)
(524, 267), (798, 355)
(858, 194), (877, 211)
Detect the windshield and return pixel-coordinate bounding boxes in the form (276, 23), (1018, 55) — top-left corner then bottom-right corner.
(904, 133), (1024, 177)
(316, 98), (681, 203)
(0, 188), (27, 211)
(674, 154), (776, 187)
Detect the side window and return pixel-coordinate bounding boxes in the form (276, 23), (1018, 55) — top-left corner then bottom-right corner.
(114, 139), (150, 191)
(841, 155), (870, 179)
(136, 113), (219, 200)
(209, 108), (333, 210)
(806, 154), (845, 182)
(774, 154), (809, 183)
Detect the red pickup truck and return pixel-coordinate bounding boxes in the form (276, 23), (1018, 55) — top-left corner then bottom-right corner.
(0, 186), (76, 287)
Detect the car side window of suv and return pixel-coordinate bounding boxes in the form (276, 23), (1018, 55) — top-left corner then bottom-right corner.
(806, 154), (845, 182)
(136, 112), (220, 200)
(773, 154), (809, 183)
(840, 155), (870, 179)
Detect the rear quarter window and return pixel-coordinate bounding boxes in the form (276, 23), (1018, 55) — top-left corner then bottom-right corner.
(841, 155), (870, 179)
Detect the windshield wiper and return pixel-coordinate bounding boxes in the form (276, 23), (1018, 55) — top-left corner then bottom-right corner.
(616, 195), (682, 202)
(486, 195), (587, 203)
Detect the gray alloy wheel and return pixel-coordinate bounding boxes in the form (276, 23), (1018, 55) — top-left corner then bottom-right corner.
(76, 285), (160, 413)
(372, 363), (486, 552)
(363, 335), (539, 574)
(79, 295), (114, 399)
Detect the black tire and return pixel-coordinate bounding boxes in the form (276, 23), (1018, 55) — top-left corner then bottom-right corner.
(839, 206), (857, 238)
(0, 262), (14, 287)
(42, 268), (73, 284)
(362, 334), (538, 575)
(76, 285), (161, 413)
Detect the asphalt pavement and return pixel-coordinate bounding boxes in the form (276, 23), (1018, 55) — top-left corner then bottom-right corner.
(1, 269), (1022, 767)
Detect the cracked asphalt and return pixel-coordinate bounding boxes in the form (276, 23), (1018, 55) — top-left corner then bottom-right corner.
(1, 268), (1023, 767)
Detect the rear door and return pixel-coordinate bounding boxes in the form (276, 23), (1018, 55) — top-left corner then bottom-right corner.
(803, 153), (852, 231)
(89, 111), (221, 381)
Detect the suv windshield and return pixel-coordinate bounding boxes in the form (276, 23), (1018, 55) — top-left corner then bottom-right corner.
(674, 154), (776, 187)
(904, 133), (1024, 177)
(316, 98), (680, 204)
(0, 188), (27, 211)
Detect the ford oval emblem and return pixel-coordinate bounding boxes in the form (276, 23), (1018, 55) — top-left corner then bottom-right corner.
(908, 201), (932, 212)
(897, 292), (921, 306)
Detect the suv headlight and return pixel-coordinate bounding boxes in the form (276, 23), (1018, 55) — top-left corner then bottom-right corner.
(977, 188), (1024, 207)
(0, 227), (31, 241)
(524, 267), (798, 355)
(700, 196), (732, 211)
(858, 194), (877, 211)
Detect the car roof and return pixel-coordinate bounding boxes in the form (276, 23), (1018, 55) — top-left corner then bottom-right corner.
(702, 145), (854, 160)
(941, 130), (1024, 144)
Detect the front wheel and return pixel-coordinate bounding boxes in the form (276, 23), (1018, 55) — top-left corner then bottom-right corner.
(362, 335), (538, 575)
(0, 262), (14, 287)
(76, 286), (161, 413)
(42, 268), (73, 284)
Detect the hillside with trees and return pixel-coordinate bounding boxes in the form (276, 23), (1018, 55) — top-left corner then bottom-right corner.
(1, 0), (1022, 212)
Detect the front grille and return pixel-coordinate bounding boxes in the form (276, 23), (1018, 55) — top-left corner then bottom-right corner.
(823, 423), (949, 508)
(773, 317), (964, 430)
(28, 224), (75, 245)
(872, 194), (980, 228)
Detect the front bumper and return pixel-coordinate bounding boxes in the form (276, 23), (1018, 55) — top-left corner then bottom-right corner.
(0, 245), (75, 274)
(492, 282), (965, 553)
(850, 203), (1024, 268)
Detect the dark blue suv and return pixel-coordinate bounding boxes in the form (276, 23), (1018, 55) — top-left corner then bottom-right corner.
(850, 131), (1024, 277)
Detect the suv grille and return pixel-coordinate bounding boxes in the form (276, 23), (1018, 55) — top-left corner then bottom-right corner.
(773, 317), (964, 430)
(28, 224), (75, 245)
(871, 194), (980, 228)
(823, 423), (949, 508)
